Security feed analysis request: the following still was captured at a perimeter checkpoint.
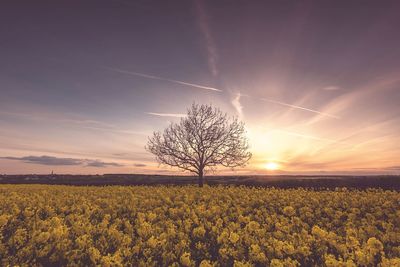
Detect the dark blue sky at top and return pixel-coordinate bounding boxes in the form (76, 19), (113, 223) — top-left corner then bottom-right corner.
(2, 0), (399, 116)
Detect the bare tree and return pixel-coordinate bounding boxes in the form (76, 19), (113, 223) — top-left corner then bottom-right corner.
(146, 103), (252, 187)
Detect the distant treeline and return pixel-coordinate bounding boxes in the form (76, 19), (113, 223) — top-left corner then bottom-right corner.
(0, 174), (400, 190)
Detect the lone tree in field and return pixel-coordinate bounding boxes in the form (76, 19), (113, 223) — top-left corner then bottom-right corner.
(146, 103), (252, 187)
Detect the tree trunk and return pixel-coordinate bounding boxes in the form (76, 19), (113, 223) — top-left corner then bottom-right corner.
(198, 169), (204, 187)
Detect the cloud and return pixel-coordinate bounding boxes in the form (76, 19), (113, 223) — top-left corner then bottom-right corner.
(195, 0), (218, 77)
(350, 166), (400, 172)
(133, 163), (147, 167)
(261, 98), (340, 119)
(0, 111), (116, 128)
(104, 67), (222, 92)
(306, 72), (400, 125)
(112, 153), (129, 157)
(231, 93), (243, 119)
(146, 112), (186, 118)
(2, 155), (123, 168)
(85, 160), (123, 167)
(385, 166), (400, 171)
(322, 86), (340, 91)
(3, 155), (82, 166)
(284, 161), (333, 170)
(275, 129), (343, 143)
(0, 111), (147, 136)
(101, 67), (339, 120)
(80, 126), (147, 136)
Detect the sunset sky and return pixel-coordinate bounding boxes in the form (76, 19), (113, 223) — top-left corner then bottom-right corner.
(1, 0), (400, 175)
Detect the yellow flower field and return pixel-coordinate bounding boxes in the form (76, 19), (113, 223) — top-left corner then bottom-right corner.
(0, 185), (399, 266)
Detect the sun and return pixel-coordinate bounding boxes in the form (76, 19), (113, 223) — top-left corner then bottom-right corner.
(264, 162), (280, 171)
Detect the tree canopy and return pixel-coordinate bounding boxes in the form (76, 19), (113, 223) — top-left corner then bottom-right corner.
(146, 103), (252, 186)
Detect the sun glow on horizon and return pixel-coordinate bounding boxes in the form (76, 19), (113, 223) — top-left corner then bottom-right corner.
(264, 162), (280, 171)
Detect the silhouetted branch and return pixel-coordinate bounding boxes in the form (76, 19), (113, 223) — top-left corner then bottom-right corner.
(146, 103), (252, 186)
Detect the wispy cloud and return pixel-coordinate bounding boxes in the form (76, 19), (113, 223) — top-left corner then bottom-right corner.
(0, 111), (115, 128)
(385, 166), (400, 171)
(231, 92), (243, 119)
(85, 160), (123, 167)
(351, 166), (400, 172)
(276, 129), (342, 143)
(3, 156), (82, 166)
(133, 163), (147, 167)
(306, 73), (400, 125)
(322, 86), (340, 91)
(195, 0), (218, 77)
(104, 67), (222, 92)
(0, 111), (147, 136)
(261, 98), (340, 119)
(112, 153), (129, 157)
(146, 112), (186, 118)
(2, 155), (123, 168)
(102, 67), (342, 119)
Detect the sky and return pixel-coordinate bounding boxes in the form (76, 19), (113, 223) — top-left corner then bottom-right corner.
(1, 0), (400, 175)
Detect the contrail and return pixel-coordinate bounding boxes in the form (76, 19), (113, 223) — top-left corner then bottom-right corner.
(276, 129), (342, 143)
(104, 67), (222, 92)
(103, 67), (338, 119)
(195, 0), (218, 77)
(261, 98), (340, 119)
(146, 112), (186, 118)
